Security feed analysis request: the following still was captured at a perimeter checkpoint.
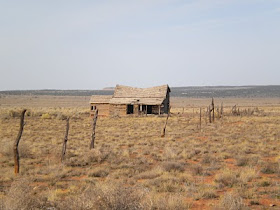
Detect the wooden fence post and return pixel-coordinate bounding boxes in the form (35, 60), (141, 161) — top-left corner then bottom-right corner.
(90, 109), (98, 149)
(220, 102), (223, 118)
(161, 107), (170, 137)
(209, 105), (212, 123)
(232, 105), (237, 115)
(206, 107), (208, 124)
(212, 98), (215, 122)
(199, 107), (202, 131)
(14, 109), (26, 175)
(61, 117), (70, 162)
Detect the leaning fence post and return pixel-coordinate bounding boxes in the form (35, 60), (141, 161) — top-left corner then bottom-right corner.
(90, 109), (98, 149)
(199, 107), (202, 131)
(216, 105), (220, 119)
(14, 109), (26, 175)
(205, 107), (208, 124)
(212, 98), (215, 122)
(220, 102), (223, 118)
(61, 117), (70, 163)
(161, 107), (170, 137)
(209, 105), (212, 123)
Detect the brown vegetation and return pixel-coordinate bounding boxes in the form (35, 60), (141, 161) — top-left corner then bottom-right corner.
(1, 96), (280, 209)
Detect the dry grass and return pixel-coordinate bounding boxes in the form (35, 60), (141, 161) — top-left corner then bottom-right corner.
(1, 96), (280, 209)
(219, 192), (247, 210)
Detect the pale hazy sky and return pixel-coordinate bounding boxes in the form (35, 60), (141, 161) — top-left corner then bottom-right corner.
(0, 0), (280, 90)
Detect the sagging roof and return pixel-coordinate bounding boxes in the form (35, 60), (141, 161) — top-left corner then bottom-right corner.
(90, 95), (112, 104)
(90, 84), (170, 105)
(113, 84), (170, 98)
(110, 97), (165, 105)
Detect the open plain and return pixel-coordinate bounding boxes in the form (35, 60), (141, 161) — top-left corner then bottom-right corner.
(1, 95), (280, 209)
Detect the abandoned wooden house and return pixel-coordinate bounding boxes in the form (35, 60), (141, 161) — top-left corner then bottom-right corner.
(90, 84), (171, 117)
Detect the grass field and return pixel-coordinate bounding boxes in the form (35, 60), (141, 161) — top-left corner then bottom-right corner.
(1, 95), (280, 209)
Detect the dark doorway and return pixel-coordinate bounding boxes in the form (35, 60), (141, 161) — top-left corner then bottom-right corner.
(142, 105), (152, 114)
(127, 105), (134, 114)
(147, 105), (152, 114)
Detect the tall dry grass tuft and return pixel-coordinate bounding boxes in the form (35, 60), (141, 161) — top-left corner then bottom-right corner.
(215, 169), (239, 187)
(149, 193), (191, 209)
(59, 182), (148, 210)
(219, 192), (247, 210)
(161, 161), (185, 172)
(0, 140), (31, 158)
(2, 177), (46, 210)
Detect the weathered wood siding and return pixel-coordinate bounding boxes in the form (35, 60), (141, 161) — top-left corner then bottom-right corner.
(152, 105), (160, 114)
(163, 92), (170, 113)
(90, 85), (170, 117)
(134, 105), (139, 115)
(109, 104), (127, 116)
(90, 103), (110, 117)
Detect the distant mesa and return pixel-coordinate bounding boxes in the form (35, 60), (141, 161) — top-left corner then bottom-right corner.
(102, 87), (115, 90)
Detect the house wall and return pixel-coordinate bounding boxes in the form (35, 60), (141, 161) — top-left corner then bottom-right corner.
(163, 92), (170, 113)
(109, 104), (127, 116)
(90, 103), (110, 117)
(133, 105), (139, 115)
(90, 89), (170, 117)
(152, 105), (161, 114)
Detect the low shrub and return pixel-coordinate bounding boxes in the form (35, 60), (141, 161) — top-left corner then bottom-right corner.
(239, 167), (258, 184)
(147, 176), (185, 193)
(56, 113), (68, 120)
(196, 185), (218, 200)
(2, 177), (46, 210)
(219, 192), (247, 210)
(161, 161), (185, 172)
(149, 193), (191, 209)
(191, 164), (204, 176)
(0, 140), (31, 158)
(236, 156), (249, 166)
(215, 169), (239, 187)
(8, 110), (21, 118)
(89, 168), (109, 177)
(134, 167), (162, 180)
(260, 162), (277, 174)
(59, 182), (148, 210)
(65, 149), (111, 167)
(258, 178), (271, 187)
(0, 140), (13, 158)
(41, 113), (51, 119)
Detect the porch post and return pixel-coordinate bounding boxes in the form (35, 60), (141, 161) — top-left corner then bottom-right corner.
(158, 105), (161, 115)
